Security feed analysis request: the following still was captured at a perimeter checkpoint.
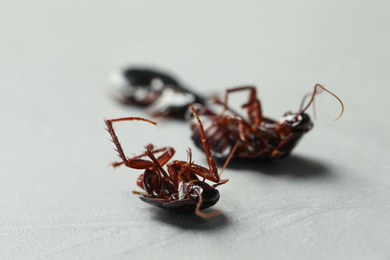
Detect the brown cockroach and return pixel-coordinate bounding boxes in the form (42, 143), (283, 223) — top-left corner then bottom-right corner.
(188, 84), (344, 159)
(111, 68), (205, 119)
(104, 106), (234, 218)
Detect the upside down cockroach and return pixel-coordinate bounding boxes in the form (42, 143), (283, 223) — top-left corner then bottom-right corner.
(104, 106), (233, 218)
(187, 84), (344, 159)
(111, 67), (205, 119)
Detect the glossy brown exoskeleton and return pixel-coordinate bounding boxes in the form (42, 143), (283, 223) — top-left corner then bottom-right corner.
(111, 67), (205, 119)
(187, 84), (344, 159)
(104, 106), (232, 218)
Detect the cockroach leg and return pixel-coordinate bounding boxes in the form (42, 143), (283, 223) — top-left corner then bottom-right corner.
(132, 190), (149, 196)
(218, 141), (239, 178)
(105, 117), (157, 167)
(189, 105), (220, 180)
(222, 86), (262, 126)
(110, 161), (124, 168)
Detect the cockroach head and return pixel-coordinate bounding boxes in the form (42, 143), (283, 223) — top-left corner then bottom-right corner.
(279, 111), (313, 133)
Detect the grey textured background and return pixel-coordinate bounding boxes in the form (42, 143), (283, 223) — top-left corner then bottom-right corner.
(1, 1), (389, 259)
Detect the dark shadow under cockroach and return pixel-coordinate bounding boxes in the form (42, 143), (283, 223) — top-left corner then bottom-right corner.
(216, 155), (331, 179)
(148, 207), (230, 231)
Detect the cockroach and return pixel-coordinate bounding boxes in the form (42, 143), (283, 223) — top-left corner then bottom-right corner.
(110, 67), (205, 119)
(187, 84), (344, 159)
(104, 106), (234, 218)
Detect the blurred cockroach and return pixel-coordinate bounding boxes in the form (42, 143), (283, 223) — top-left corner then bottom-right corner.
(111, 67), (205, 119)
(187, 84), (344, 159)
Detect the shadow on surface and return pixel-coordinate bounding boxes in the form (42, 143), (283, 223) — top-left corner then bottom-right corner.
(149, 208), (230, 231)
(220, 154), (331, 179)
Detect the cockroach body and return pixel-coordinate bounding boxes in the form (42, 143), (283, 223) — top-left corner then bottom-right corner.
(111, 68), (205, 119)
(188, 84), (344, 159)
(105, 106), (231, 218)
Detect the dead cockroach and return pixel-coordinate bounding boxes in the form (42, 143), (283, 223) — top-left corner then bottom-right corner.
(187, 84), (344, 159)
(104, 106), (233, 218)
(110, 67), (205, 119)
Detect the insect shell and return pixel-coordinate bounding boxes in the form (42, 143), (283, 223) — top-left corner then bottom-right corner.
(110, 67), (205, 119)
(104, 106), (232, 218)
(187, 84), (344, 160)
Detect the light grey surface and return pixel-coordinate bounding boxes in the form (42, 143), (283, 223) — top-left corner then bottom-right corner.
(1, 1), (390, 259)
